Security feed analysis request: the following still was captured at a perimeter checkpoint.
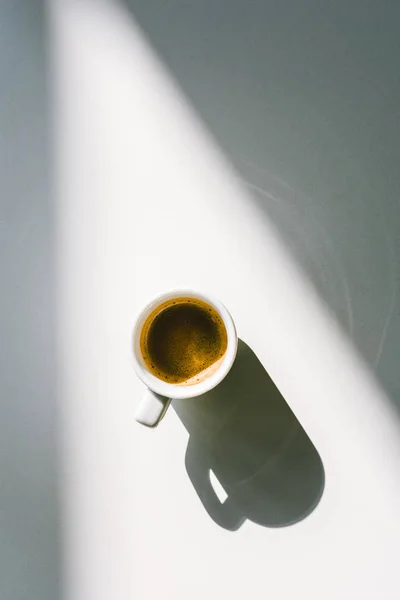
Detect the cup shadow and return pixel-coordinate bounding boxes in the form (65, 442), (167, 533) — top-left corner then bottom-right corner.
(173, 339), (325, 531)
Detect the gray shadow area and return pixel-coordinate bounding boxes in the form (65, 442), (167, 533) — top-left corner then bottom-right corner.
(124, 0), (400, 409)
(173, 340), (324, 531)
(0, 2), (60, 599)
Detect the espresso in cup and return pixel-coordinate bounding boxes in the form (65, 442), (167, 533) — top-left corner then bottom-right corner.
(140, 297), (228, 385)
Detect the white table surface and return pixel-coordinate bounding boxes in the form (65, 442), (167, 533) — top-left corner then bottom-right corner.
(51, 1), (400, 599)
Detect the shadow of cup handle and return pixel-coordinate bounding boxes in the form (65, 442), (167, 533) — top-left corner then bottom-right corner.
(185, 441), (245, 531)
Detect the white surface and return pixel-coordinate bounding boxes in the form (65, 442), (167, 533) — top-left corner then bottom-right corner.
(51, 1), (400, 599)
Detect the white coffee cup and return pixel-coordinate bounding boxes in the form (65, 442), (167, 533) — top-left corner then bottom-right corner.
(132, 289), (238, 427)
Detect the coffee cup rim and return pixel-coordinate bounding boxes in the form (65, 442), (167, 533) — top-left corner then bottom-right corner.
(131, 289), (238, 399)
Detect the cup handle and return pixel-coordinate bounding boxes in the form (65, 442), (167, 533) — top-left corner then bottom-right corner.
(135, 389), (172, 427)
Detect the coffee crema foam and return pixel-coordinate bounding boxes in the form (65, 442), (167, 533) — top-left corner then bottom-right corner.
(140, 297), (228, 385)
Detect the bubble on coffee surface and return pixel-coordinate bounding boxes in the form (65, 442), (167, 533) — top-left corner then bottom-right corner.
(140, 297), (228, 385)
